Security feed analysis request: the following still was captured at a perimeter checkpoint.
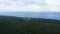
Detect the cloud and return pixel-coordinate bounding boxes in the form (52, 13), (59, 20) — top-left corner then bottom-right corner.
(0, 0), (60, 12)
(0, 0), (45, 12)
(45, 0), (60, 11)
(46, 0), (60, 5)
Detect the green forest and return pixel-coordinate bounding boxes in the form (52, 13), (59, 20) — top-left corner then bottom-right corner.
(0, 15), (60, 34)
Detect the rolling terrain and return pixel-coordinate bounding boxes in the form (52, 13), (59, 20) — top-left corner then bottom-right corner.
(0, 16), (60, 34)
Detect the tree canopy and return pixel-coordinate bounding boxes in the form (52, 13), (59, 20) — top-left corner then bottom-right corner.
(0, 16), (60, 34)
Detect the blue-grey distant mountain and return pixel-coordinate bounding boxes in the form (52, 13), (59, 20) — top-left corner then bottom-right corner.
(0, 12), (60, 20)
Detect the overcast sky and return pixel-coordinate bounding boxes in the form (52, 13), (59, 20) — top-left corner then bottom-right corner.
(0, 0), (60, 12)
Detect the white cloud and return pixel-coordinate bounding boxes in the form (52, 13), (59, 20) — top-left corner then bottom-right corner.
(0, 4), (42, 12)
(46, 0), (60, 5)
(45, 0), (60, 11)
(0, 0), (43, 12)
(0, 0), (60, 12)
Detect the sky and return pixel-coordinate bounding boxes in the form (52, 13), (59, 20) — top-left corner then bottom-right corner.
(0, 0), (60, 12)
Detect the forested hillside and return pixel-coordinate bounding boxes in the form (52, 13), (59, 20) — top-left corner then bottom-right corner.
(0, 16), (60, 34)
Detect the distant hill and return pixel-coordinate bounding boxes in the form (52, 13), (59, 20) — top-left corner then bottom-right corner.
(0, 15), (60, 24)
(0, 15), (60, 34)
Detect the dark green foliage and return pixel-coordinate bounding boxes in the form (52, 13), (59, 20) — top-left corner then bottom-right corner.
(0, 16), (60, 34)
